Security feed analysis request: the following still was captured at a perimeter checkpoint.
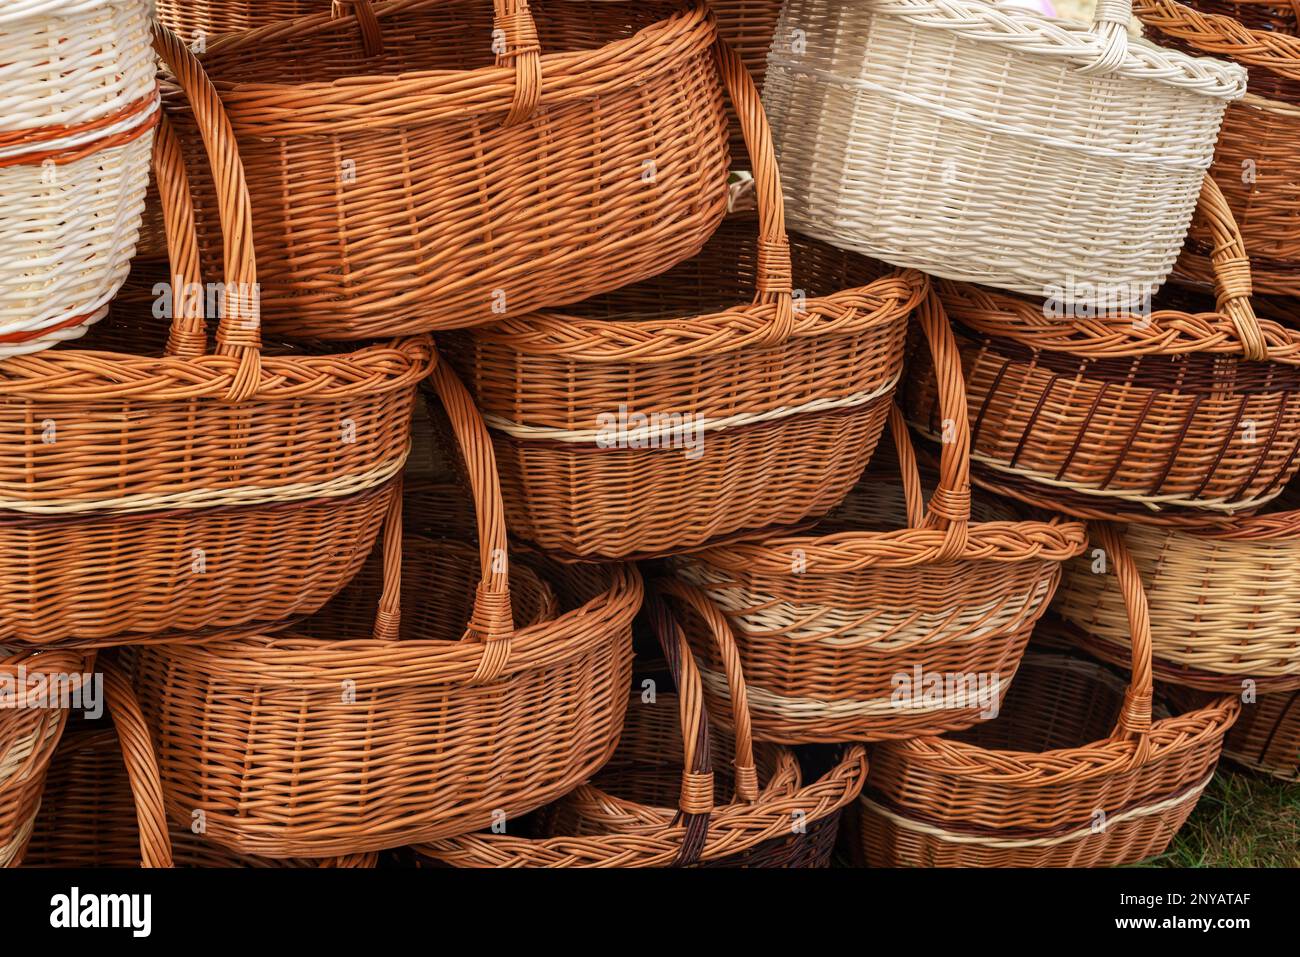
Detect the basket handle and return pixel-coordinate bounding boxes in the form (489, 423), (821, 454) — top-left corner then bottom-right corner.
(1080, 0), (1134, 75)
(427, 359), (517, 668)
(644, 592), (715, 866)
(101, 662), (174, 869)
(332, 0), (385, 56)
(718, 39), (794, 346)
(153, 24), (263, 401)
(330, 0), (542, 125)
(152, 116), (208, 359)
(1092, 522), (1155, 763)
(891, 290), (971, 552)
(1194, 174), (1266, 362)
(654, 579), (760, 802)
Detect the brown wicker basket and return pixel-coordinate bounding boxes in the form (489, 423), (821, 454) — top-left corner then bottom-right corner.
(132, 360), (641, 858)
(23, 663), (377, 868)
(859, 523), (1239, 867)
(414, 580), (867, 867)
(153, 0), (781, 167)
(0, 28), (430, 649)
(443, 42), (925, 560)
(1168, 686), (1299, 782)
(672, 292), (1087, 743)
(1136, 0), (1300, 295)
(1053, 486), (1300, 693)
(906, 176), (1300, 525)
(0, 648), (89, 867)
(160, 0), (732, 340)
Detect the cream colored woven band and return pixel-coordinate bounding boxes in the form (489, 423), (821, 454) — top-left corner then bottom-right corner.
(0, 448), (407, 516)
(699, 666), (1006, 718)
(483, 373), (901, 444)
(861, 772), (1214, 849)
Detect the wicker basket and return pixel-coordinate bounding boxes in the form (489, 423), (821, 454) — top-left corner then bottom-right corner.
(672, 293), (1088, 743)
(131, 360), (641, 858)
(0, 648), (89, 867)
(23, 663), (377, 868)
(761, 0), (1246, 307)
(0, 0), (157, 356)
(159, 0), (731, 340)
(1053, 487), (1300, 692)
(1168, 685), (1299, 782)
(859, 523), (1239, 867)
(906, 176), (1300, 524)
(414, 581), (867, 867)
(0, 28), (431, 649)
(1136, 0), (1300, 296)
(442, 42), (925, 561)
(153, 0), (782, 167)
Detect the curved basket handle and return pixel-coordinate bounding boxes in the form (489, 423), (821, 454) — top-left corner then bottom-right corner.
(644, 593), (714, 866)
(101, 662), (174, 869)
(1092, 522), (1154, 766)
(896, 290), (971, 555)
(153, 24), (262, 401)
(717, 39), (794, 346)
(369, 480), (405, 641)
(428, 360), (516, 676)
(332, 0), (385, 56)
(1194, 174), (1265, 362)
(153, 116), (208, 359)
(1080, 0), (1134, 75)
(330, 0), (542, 124)
(493, 0), (543, 127)
(654, 580), (760, 804)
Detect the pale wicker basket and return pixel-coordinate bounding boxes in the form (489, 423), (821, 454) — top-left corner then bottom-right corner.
(0, 0), (157, 357)
(762, 0), (1246, 308)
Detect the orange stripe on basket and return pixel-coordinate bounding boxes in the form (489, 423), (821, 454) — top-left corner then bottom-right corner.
(0, 309), (96, 344)
(0, 85), (160, 169)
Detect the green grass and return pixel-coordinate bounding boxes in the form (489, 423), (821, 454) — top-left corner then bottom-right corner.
(1144, 766), (1299, 868)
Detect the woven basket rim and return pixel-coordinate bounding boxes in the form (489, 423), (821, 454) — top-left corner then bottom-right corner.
(414, 743), (867, 866)
(796, 0), (1247, 97)
(193, 0), (715, 120)
(939, 280), (1300, 363)
(1134, 0), (1300, 80)
(474, 266), (928, 361)
(880, 651), (1240, 782)
(146, 557), (643, 688)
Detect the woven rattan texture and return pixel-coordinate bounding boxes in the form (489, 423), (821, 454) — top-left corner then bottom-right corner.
(762, 0), (1245, 306)
(1169, 686), (1300, 781)
(0, 29), (432, 648)
(132, 364), (641, 858)
(0, 0), (158, 356)
(672, 292), (1087, 743)
(906, 193), (1300, 522)
(413, 584), (866, 867)
(1053, 498), (1300, 691)
(860, 525), (1238, 867)
(443, 220), (922, 559)
(1135, 0), (1300, 294)
(24, 726), (376, 868)
(161, 0), (731, 339)
(0, 649), (86, 867)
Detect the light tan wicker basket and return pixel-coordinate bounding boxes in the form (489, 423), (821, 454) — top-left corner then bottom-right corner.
(762, 0), (1246, 307)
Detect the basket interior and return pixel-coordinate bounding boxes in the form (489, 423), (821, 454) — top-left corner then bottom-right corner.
(552, 219), (901, 322)
(199, 0), (694, 83)
(292, 532), (556, 642)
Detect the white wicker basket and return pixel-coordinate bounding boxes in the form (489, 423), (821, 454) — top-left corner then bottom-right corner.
(762, 0), (1247, 308)
(0, 0), (158, 357)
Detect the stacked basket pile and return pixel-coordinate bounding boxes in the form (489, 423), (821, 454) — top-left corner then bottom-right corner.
(2, 0), (1294, 871)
